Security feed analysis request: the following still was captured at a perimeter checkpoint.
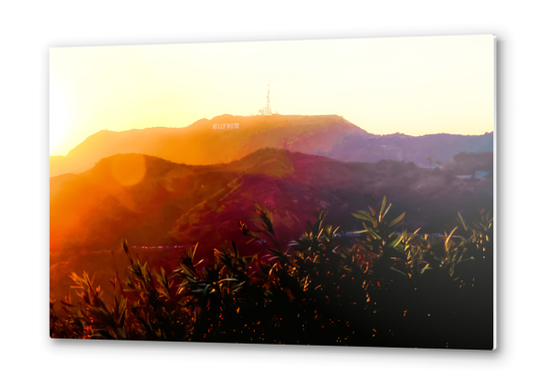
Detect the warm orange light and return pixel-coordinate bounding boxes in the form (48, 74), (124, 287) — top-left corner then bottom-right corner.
(50, 35), (495, 156)
(111, 154), (146, 186)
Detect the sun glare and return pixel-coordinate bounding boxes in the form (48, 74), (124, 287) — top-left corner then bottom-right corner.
(49, 36), (494, 157)
(49, 78), (74, 156)
(111, 154), (147, 186)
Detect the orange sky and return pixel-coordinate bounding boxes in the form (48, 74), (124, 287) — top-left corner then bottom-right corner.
(50, 35), (495, 156)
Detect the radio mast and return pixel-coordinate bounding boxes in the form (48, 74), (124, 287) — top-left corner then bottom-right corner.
(259, 82), (273, 115)
(266, 82), (271, 115)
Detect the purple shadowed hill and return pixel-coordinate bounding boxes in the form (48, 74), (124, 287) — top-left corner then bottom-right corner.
(50, 114), (492, 177)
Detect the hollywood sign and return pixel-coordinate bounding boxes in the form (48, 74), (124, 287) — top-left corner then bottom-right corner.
(213, 123), (239, 129)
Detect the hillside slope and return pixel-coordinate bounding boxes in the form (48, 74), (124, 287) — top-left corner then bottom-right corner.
(50, 114), (493, 176)
(50, 149), (493, 301)
(50, 114), (364, 176)
(51, 149), (493, 255)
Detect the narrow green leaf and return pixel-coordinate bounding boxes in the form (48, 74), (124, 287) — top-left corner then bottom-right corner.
(390, 235), (402, 248)
(350, 230), (368, 234)
(352, 211), (371, 221)
(388, 212), (406, 227)
(458, 212), (467, 231)
(368, 228), (381, 240)
(389, 267), (408, 277)
(445, 227), (458, 247)
(382, 203), (392, 220)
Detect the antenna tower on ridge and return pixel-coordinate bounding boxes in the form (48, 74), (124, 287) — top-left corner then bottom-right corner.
(259, 82), (273, 116)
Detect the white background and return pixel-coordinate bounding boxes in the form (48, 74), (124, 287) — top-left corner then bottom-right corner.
(1, 1), (540, 383)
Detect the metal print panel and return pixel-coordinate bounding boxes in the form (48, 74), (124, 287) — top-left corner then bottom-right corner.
(49, 35), (495, 349)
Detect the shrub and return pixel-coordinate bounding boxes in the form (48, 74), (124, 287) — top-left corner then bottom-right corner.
(50, 198), (493, 349)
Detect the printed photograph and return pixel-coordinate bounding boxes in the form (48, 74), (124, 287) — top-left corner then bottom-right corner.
(50, 35), (495, 349)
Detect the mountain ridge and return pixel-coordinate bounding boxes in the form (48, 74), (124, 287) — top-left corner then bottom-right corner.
(50, 148), (492, 254)
(50, 114), (492, 177)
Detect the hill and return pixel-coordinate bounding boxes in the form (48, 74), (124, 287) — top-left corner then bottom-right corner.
(51, 148), (492, 253)
(50, 148), (493, 301)
(325, 132), (493, 166)
(49, 115), (364, 176)
(49, 114), (493, 176)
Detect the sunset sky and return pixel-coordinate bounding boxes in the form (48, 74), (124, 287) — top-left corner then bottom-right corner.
(50, 35), (494, 156)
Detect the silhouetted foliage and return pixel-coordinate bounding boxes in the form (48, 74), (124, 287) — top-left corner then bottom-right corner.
(50, 197), (493, 349)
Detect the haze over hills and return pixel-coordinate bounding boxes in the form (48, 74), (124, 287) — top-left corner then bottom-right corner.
(49, 114), (493, 177)
(50, 115), (364, 176)
(50, 114), (494, 302)
(50, 148), (493, 256)
(325, 131), (493, 166)
(50, 147), (493, 302)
